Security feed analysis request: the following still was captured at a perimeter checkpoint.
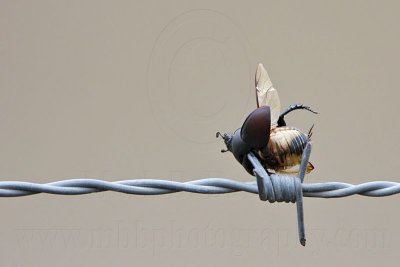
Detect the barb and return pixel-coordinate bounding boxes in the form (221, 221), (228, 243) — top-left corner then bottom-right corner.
(0, 178), (399, 198)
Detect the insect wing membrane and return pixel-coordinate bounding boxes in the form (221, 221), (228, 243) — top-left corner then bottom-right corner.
(274, 162), (314, 175)
(265, 88), (281, 127)
(255, 63), (281, 127)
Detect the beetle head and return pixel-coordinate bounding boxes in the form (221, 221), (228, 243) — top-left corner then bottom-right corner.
(217, 106), (271, 175)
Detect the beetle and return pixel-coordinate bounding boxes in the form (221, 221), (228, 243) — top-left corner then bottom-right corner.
(217, 63), (317, 175)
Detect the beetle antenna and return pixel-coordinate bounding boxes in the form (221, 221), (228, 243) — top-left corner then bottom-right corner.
(216, 131), (233, 153)
(216, 131), (228, 140)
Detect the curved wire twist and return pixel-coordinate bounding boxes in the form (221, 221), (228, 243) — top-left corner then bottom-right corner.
(0, 178), (399, 198)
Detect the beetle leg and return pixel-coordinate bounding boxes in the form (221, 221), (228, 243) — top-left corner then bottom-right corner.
(278, 104), (318, 127)
(307, 124), (314, 139)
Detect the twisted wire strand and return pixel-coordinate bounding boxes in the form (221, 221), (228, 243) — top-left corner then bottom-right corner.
(0, 178), (399, 198)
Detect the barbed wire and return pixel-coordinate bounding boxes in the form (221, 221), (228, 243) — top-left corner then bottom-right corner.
(0, 178), (399, 198)
(1, 144), (398, 246)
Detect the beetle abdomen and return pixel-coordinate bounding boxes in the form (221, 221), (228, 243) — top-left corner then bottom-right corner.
(259, 126), (309, 172)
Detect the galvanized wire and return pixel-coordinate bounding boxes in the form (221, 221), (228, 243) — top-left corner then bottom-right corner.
(0, 178), (399, 198)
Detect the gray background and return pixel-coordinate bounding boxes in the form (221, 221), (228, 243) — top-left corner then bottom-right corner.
(0, 0), (399, 266)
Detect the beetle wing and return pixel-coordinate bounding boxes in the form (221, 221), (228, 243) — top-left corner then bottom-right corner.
(275, 162), (315, 175)
(255, 63), (281, 128)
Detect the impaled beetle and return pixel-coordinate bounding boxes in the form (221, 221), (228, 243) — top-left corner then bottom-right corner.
(217, 63), (317, 175)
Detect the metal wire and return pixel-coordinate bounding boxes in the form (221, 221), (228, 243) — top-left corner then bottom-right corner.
(0, 144), (397, 247)
(0, 178), (399, 198)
